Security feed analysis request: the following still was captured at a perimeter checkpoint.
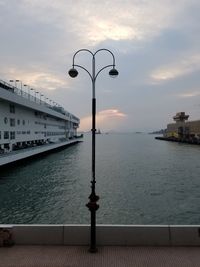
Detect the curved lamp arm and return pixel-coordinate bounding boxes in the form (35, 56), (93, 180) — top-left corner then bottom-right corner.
(72, 49), (94, 67)
(69, 48), (118, 81)
(94, 64), (114, 81)
(94, 48), (116, 67)
(74, 64), (93, 81)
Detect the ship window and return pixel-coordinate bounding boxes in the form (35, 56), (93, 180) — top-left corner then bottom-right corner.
(10, 131), (15, 140)
(4, 117), (8, 124)
(23, 120), (25, 125)
(17, 119), (20, 125)
(10, 118), (15, 127)
(10, 104), (15, 113)
(4, 131), (9, 139)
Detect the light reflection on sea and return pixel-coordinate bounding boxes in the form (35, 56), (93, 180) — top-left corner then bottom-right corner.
(0, 133), (200, 224)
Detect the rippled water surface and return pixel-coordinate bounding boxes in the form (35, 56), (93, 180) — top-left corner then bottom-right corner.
(0, 133), (200, 224)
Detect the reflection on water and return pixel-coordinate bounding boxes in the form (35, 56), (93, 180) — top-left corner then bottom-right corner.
(0, 133), (200, 224)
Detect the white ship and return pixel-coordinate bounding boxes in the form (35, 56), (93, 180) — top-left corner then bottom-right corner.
(0, 79), (80, 166)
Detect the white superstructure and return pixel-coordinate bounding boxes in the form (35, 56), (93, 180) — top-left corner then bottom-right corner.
(0, 79), (80, 154)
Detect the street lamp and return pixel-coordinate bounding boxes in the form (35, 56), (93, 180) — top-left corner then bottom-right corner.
(15, 80), (23, 96)
(30, 88), (34, 101)
(68, 48), (118, 253)
(40, 94), (44, 104)
(23, 84), (30, 99)
(35, 91), (39, 103)
(45, 97), (49, 106)
(9, 79), (22, 95)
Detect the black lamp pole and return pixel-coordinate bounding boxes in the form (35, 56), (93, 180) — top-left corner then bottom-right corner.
(68, 49), (118, 252)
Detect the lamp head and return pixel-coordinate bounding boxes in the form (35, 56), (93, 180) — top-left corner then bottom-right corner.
(68, 68), (78, 78)
(109, 68), (119, 77)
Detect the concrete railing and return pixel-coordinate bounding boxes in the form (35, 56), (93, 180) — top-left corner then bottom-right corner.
(1, 225), (200, 246)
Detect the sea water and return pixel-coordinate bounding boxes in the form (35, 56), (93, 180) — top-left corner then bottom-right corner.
(0, 133), (200, 224)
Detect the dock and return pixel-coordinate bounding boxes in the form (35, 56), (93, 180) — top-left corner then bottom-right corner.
(0, 139), (82, 167)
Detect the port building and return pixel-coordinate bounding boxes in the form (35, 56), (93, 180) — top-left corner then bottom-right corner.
(166, 112), (200, 140)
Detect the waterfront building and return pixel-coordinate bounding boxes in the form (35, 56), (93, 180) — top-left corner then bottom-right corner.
(0, 79), (79, 154)
(166, 112), (200, 140)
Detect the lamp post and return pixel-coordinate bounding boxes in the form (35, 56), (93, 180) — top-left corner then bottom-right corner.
(23, 84), (30, 99)
(9, 79), (22, 95)
(15, 80), (23, 96)
(68, 49), (118, 252)
(35, 91), (39, 103)
(30, 88), (34, 101)
(40, 94), (44, 104)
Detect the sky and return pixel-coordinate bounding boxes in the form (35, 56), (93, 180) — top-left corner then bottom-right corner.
(0, 0), (200, 132)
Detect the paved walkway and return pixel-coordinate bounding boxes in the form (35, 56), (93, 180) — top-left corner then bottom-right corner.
(0, 245), (200, 267)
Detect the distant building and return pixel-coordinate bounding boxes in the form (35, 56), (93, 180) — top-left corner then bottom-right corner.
(166, 112), (200, 139)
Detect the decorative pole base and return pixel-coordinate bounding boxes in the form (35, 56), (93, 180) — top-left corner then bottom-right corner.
(86, 193), (99, 253)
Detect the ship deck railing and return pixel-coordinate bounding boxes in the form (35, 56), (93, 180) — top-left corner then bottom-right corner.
(0, 79), (79, 122)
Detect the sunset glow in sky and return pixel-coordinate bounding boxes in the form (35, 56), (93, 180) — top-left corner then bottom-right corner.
(0, 0), (200, 132)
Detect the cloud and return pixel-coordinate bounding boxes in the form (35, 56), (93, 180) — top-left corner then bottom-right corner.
(178, 91), (200, 98)
(14, 0), (196, 47)
(150, 52), (200, 82)
(0, 0), (200, 131)
(98, 109), (126, 118)
(23, 73), (67, 91)
(80, 109), (127, 131)
(2, 67), (68, 91)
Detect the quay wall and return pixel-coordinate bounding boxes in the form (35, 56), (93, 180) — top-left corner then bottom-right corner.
(155, 136), (200, 145)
